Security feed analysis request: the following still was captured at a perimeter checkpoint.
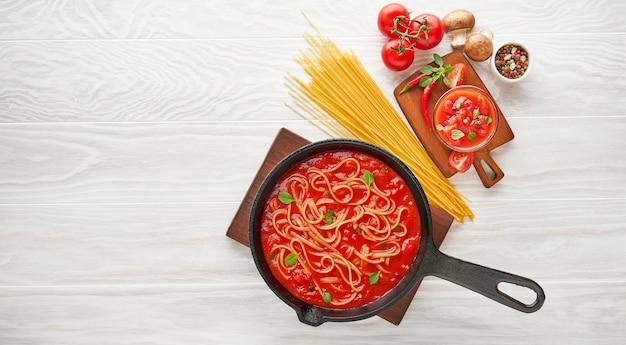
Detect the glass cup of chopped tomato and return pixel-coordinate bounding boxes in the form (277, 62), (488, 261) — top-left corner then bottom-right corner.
(432, 85), (499, 153)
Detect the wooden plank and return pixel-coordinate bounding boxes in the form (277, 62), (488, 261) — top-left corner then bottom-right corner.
(1, 1), (626, 40)
(2, 118), (626, 204)
(1, 36), (626, 123)
(3, 199), (625, 287)
(1, 282), (625, 343)
(0, 40), (301, 123)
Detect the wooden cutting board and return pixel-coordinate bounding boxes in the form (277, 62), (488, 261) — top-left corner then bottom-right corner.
(394, 51), (514, 188)
(226, 128), (454, 325)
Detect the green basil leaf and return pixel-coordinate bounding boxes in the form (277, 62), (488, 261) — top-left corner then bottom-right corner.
(278, 192), (294, 204)
(363, 170), (374, 186)
(419, 65), (437, 75)
(419, 76), (433, 87)
(486, 116), (493, 124)
(434, 53), (444, 67)
(436, 124), (444, 131)
(323, 209), (335, 224)
(451, 129), (465, 140)
(419, 54), (463, 88)
(473, 108), (480, 119)
(369, 271), (381, 285)
(284, 252), (298, 266)
(322, 292), (332, 304)
(468, 132), (477, 140)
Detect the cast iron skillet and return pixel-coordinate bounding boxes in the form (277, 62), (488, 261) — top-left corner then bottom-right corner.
(249, 139), (545, 326)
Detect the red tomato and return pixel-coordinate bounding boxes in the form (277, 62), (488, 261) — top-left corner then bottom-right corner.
(448, 151), (474, 173)
(381, 37), (414, 71)
(377, 3), (410, 37)
(446, 63), (467, 88)
(408, 13), (444, 50)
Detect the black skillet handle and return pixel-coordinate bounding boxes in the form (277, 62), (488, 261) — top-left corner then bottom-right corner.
(423, 247), (545, 313)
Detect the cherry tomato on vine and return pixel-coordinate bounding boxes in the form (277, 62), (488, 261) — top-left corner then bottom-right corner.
(448, 151), (474, 173)
(381, 37), (414, 71)
(408, 13), (444, 50)
(445, 63), (467, 88)
(377, 3), (409, 37)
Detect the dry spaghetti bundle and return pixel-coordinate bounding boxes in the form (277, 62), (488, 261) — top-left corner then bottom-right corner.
(285, 26), (473, 222)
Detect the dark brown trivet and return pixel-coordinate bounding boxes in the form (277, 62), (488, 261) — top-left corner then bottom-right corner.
(226, 128), (454, 325)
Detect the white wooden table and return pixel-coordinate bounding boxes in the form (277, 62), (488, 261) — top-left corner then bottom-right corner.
(1, 1), (625, 343)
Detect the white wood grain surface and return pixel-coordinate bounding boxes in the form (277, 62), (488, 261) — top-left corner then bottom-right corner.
(1, 0), (625, 343)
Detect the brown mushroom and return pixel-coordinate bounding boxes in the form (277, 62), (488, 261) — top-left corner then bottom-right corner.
(442, 9), (475, 49)
(464, 29), (494, 62)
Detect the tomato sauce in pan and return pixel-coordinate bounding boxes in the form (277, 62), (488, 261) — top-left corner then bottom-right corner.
(260, 150), (421, 309)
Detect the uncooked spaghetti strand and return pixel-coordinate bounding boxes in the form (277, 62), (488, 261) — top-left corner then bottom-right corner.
(288, 79), (372, 141)
(286, 86), (349, 138)
(296, 81), (438, 182)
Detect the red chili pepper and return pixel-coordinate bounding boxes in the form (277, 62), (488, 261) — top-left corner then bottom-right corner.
(421, 81), (435, 129)
(398, 73), (426, 94)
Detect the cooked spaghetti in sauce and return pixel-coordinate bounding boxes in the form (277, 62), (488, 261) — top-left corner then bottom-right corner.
(260, 150), (421, 309)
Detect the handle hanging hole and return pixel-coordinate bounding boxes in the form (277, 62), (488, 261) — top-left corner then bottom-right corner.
(497, 281), (539, 307)
(479, 159), (496, 180)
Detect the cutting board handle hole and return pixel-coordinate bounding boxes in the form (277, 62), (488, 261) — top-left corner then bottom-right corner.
(479, 159), (496, 180)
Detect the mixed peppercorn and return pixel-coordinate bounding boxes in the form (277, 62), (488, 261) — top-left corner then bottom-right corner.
(494, 44), (529, 79)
